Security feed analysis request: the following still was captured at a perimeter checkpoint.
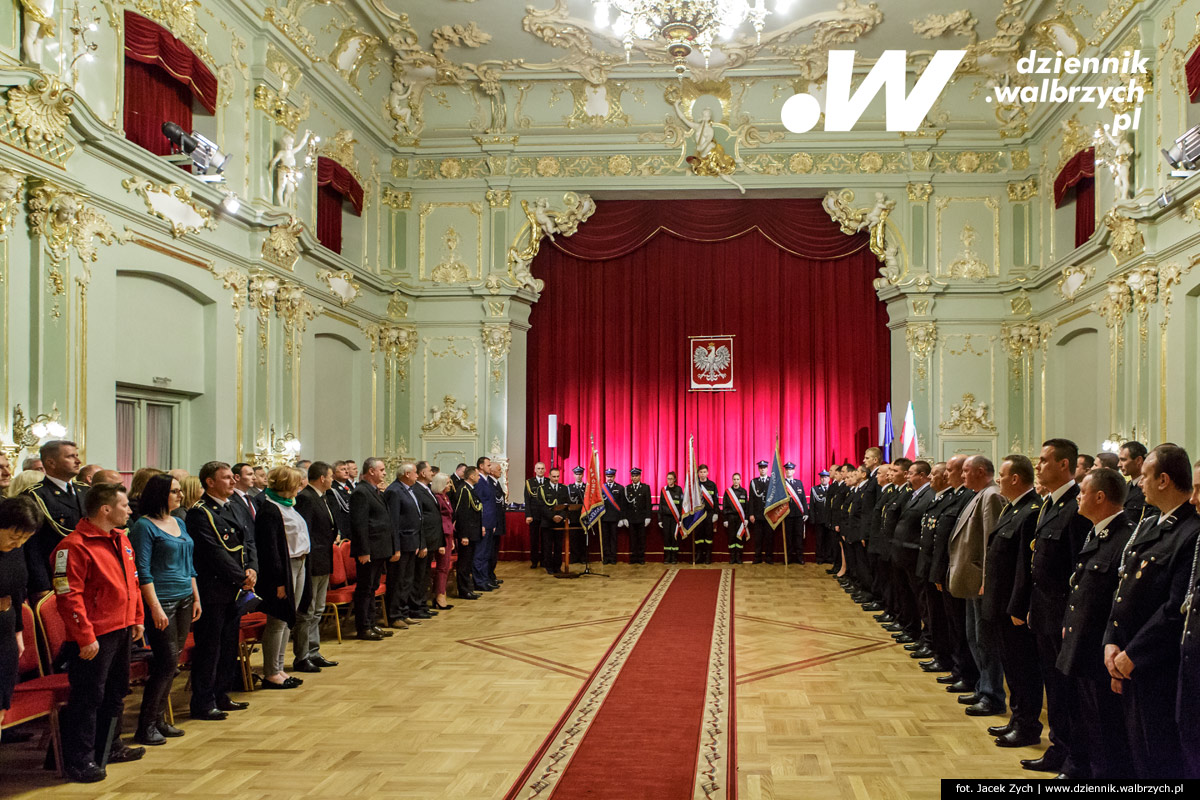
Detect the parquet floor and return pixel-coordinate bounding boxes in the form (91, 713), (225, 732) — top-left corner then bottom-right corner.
(1, 563), (1033, 799)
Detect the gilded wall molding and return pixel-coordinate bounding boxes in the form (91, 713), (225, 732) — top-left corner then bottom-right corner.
(939, 393), (997, 435)
(321, 130), (363, 184)
(381, 188), (411, 209)
(247, 271), (280, 364)
(121, 178), (217, 238)
(274, 282), (322, 362)
(132, 0), (213, 65)
(485, 189), (511, 209)
(2, 76), (75, 164)
(481, 323), (512, 392)
(0, 168), (25, 234)
(905, 321), (937, 383)
(211, 266), (249, 335)
(261, 216), (304, 271)
(253, 84), (311, 132)
(363, 323), (418, 379)
(316, 268), (360, 307)
(1006, 178), (1038, 202)
(1101, 211), (1144, 266)
(506, 192), (596, 293)
(27, 184), (115, 265)
(421, 394), (477, 436)
(907, 183), (933, 203)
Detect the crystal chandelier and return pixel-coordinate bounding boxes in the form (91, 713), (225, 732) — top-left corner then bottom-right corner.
(593, 0), (794, 75)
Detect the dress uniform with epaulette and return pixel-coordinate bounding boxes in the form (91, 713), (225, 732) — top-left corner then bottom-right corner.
(915, 487), (952, 671)
(932, 485), (979, 691)
(23, 477), (88, 596)
(695, 469), (719, 564)
(782, 464), (808, 565)
(599, 469), (624, 565)
(723, 481), (749, 564)
(523, 473), (551, 569)
(624, 469), (652, 564)
(1104, 503), (1200, 778)
(748, 461), (771, 564)
(810, 473), (831, 564)
(658, 479), (684, 564)
(1179, 531), (1200, 778)
(567, 467), (587, 563)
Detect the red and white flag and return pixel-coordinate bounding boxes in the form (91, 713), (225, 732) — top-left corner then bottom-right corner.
(900, 401), (919, 460)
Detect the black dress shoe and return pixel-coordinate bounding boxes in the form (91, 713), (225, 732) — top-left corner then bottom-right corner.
(371, 626), (395, 637)
(461, 593), (479, 600)
(1020, 754), (1065, 774)
(494, 579), (505, 584)
(310, 655), (339, 668)
(357, 629), (384, 640)
(965, 700), (1006, 716)
(156, 720), (185, 737)
(410, 610), (434, 619)
(217, 698), (249, 711)
(190, 707), (229, 721)
(108, 743), (146, 763)
(947, 680), (974, 693)
(260, 678), (298, 690)
(133, 727), (165, 746)
(910, 647), (934, 659)
(293, 659), (321, 673)
(530, 563), (540, 569)
(884, 623), (904, 632)
(64, 761), (106, 783)
(903, 642), (923, 651)
(936, 674), (960, 684)
(957, 692), (982, 705)
(862, 602), (883, 611)
(894, 634), (915, 644)
(920, 660), (951, 673)
(987, 723), (1014, 737)
(995, 729), (1041, 747)
(433, 602), (454, 610)
(876, 614), (896, 623)
(476, 585), (494, 592)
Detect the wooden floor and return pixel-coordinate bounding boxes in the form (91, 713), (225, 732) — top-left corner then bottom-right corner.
(1, 562), (1034, 799)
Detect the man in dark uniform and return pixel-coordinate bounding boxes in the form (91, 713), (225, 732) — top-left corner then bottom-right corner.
(856, 449), (886, 605)
(1058, 468), (1135, 779)
(566, 466), (587, 563)
(1105, 444), (1199, 779)
(658, 471), (683, 564)
(1015, 439), (1092, 776)
(1118, 441), (1155, 524)
(523, 462), (548, 569)
(987, 455), (1044, 749)
(695, 465), (719, 565)
(327, 461), (353, 540)
(723, 473), (749, 564)
(932, 455), (980, 695)
(915, 462), (952, 671)
(453, 467), (484, 597)
(880, 462), (914, 638)
(22, 439), (87, 599)
(1179, 458), (1200, 778)
(538, 467), (570, 573)
(486, 462), (507, 586)
(599, 468), (623, 565)
(748, 460), (771, 564)
(891, 461), (934, 655)
(864, 463), (897, 610)
(187, 461), (256, 719)
(624, 468), (652, 565)
(811, 470), (832, 564)
(783, 462), (808, 565)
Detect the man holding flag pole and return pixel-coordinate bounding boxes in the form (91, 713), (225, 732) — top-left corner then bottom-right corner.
(761, 438), (792, 564)
(580, 438), (607, 567)
(679, 436), (706, 564)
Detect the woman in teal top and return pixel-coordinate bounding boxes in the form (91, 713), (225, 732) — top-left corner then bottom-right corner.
(128, 474), (200, 746)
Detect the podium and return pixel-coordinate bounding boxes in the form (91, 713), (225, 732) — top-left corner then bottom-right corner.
(554, 503), (582, 579)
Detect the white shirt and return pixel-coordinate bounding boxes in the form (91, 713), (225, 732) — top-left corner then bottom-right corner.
(1091, 511), (1122, 537)
(1048, 480), (1076, 505)
(46, 475), (73, 493)
(269, 497), (311, 558)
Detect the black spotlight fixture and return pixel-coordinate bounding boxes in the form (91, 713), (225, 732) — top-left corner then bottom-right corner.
(162, 121), (231, 182)
(1161, 125), (1200, 178)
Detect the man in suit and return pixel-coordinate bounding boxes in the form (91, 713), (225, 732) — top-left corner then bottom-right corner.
(1016, 439), (1092, 776)
(523, 462), (548, 569)
(857, 451), (888, 605)
(915, 462), (953, 671)
(659, 471), (684, 564)
(187, 461), (255, 720)
(1075, 454), (1096, 484)
(350, 458), (394, 640)
(293, 462), (340, 673)
(1179, 458), (1200, 778)
(415, 460), (452, 608)
(624, 468), (652, 565)
(22, 439), (87, 598)
(1105, 444), (1199, 778)
(932, 456), (979, 695)
(476, 457), (501, 584)
(723, 473), (749, 564)
(1119, 441), (1155, 524)
(782, 463), (808, 565)
(987, 455), (1044, 749)
(748, 460), (771, 564)
(1058, 468), (1135, 779)
(486, 461), (507, 585)
(599, 468), (623, 565)
(384, 463), (423, 627)
(567, 466), (587, 563)
(947, 455), (1007, 717)
(453, 466), (484, 597)
(328, 461), (353, 535)
(891, 461), (934, 651)
(228, 463), (257, 534)
(696, 465), (719, 565)
(811, 470), (832, 564)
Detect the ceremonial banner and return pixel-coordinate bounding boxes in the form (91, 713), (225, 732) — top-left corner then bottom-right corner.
(582, 442), (605, 529)
(900, 400), (919, 459)
(764, 441), (791, 530)
(680, 436), (705, 537)
(689, 335), (735, 391)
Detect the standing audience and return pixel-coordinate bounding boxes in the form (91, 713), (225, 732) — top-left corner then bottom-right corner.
(253, 467), (311, 689)
(293, 462), (339, 672)
(0, 497), (39, 730)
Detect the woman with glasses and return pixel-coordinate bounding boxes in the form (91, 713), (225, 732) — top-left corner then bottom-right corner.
(127, 474), (200, 745)
(0, 496), (41, 730)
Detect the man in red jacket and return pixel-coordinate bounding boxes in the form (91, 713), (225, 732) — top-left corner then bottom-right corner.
(51, 482), (145, 783)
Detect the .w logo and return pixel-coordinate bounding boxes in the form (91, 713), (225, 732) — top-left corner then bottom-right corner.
(781, 50), (966, 133)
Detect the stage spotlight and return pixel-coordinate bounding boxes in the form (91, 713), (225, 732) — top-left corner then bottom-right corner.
(162, 121), (231, 182)
(1161, 125), (1200, 178)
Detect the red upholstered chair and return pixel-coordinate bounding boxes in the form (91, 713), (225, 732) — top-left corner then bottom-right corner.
(238, 612), (268, 691)
(4, 604), (70, 776)
(322, 541), (356, 644)
(34, 593), (149, 682)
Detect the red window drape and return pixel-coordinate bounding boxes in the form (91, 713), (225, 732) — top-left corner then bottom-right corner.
(316, 184), (345, 254)
(526, 199), (891, 538)
(124, 11), (217, 112)
(1186, 45), (1200, 102)
(1074, 177), (1096, 248)
(1055, 148), (1096, 248)
(1054, 148), (1095, 206)
(316, 157), (364, 214)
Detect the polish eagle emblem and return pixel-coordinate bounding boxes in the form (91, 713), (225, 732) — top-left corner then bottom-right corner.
(693, 343), (731, 382)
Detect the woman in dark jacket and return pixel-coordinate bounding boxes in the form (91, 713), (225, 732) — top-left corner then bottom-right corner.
(0, 496), (40, 728)
(253, 466), (312, 689)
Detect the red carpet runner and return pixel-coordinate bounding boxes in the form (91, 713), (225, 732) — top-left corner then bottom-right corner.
(505, 569), (736, 800)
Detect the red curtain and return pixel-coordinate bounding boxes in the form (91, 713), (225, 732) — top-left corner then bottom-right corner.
(1074, 177), (1096, 248)
(124, 11), (217, 113)
(1054, 148), (1095, 206)
(123, 57), (192, 156)
(316, 184), (344, 254)
(317, 157), (364, 214)
(1187, 45), (1200, 102)
(526, 199), (891, 499)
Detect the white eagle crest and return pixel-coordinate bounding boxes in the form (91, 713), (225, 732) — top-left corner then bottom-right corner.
(693, 343), (731, 382)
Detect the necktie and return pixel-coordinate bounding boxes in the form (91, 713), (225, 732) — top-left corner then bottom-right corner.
(245, 494), (256, 519)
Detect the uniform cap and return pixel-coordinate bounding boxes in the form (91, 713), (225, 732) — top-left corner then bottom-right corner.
(784, 462), (796, 469)
(630, 467), (642, 476)
(756, 460), (769, 468)
(818, 470), (830, 477)
(572, 466), (585, 474)
(604, 468), (617, 476)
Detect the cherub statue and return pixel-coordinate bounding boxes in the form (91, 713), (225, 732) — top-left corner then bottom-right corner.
(0, 169), (22, 205)
(532, 197), (559, 240)
(672, 99), (744, 192)
(268, 130), (313, 207)
(1095, 123), (1133, 201)
(20, 0), (56, 65)
(389, 79), (414, 136)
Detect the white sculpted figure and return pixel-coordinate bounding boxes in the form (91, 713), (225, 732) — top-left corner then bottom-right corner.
(1096, 124), (1133, 201)
(673, 99), (715, 158)
(269, 130), (313, 207)
(20, 0), (56, 65)
(0, 170), (22, 205)
(389, 80), (414, 136)
(532, 197), (559, 240)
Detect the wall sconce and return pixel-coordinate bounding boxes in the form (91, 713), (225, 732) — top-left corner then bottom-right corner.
(252, 424), (302, 469)
(1, 404), (67, 462)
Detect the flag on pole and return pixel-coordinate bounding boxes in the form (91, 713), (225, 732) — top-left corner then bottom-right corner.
(900, 401), (919, 460)
(679, 436), (705, 537)
(763, 437), (791, 529)
(581, 440), (605, 529)
(882, 402), (895, 462)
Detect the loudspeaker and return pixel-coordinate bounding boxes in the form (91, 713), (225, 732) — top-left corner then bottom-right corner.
(547, 414), (558, 448)
(560, 424), (572, 460)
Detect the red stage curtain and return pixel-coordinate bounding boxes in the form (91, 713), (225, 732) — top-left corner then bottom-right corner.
(316, 157), (364, 214)
(123, 57), (192, 157)
(316, 184), (344, 254)
(123, 11), (217, 113)
(1054, 148), (1095, 206)
(1187, 45), (1200, 102)
(1074, 177), (1096, 248)
(526, 199), (891, 499)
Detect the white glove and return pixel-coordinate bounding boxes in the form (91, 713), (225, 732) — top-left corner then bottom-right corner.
(618, 519), (627, 528)
(644, 518), (650, 527)
(711, 514), (718, 523)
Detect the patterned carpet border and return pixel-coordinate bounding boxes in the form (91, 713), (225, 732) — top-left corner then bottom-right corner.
(693, 568), (736, 800)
